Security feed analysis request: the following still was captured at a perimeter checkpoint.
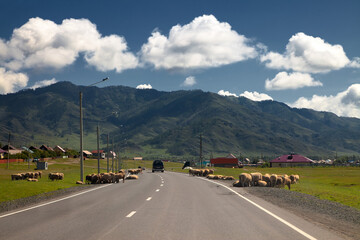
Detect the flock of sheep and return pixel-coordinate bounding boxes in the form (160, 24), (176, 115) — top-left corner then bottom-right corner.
(188, 168), (299, 190)
(233, 173), (300, 189)
(11, 167), (143, 184)
(48, 172), (64, 181)
(11, 171), (42, 181)
(85, 168), (142, 184)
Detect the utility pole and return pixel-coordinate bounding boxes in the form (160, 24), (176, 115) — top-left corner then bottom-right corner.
(79, 77), (109, 182)
(80, 92), (84, 182)
(107, 134), (109, 172)
(111, 137), (114, 172)
(97, 124), (100, 174)
(7, 132), (10, 169)
(199, 134), (203, 169)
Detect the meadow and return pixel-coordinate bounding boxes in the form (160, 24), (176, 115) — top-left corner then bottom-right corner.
(1, 159), (359, 210)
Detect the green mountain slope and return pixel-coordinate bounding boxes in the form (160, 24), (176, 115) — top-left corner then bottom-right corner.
(1, 81), (360, 157)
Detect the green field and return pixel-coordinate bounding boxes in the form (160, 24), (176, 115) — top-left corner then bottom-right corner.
(1, 159), (360, 211)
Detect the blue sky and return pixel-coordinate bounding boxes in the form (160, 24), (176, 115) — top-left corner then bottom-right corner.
(0, 0), (359, 117)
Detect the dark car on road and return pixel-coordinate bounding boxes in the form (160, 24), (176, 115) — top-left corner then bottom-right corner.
(152, 160), (164, 172)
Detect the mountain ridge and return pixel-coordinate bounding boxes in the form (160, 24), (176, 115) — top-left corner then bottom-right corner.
(1, 81), (360, 158)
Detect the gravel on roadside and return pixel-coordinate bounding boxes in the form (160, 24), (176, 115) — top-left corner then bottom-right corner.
(241, 186), (360, 240)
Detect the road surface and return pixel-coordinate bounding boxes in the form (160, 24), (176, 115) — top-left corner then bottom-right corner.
(0, 171), (343, 240)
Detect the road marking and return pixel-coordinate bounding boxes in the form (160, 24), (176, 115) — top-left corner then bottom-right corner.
(160, 184), (164, 187)
(156, 189), (160, 192)
(201, 178), (317, 240)
(126, 211), (136, 218)
(146, 197), (152, 201)
(0, 184), (112, 219)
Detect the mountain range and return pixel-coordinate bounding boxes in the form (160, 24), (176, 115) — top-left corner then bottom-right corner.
(1, 81), (360, 159)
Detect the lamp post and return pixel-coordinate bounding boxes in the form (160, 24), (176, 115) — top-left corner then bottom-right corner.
(80, 77), (109, 182)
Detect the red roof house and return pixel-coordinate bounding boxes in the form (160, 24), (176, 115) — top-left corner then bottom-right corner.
(210, 154), (240, 168)
(270, 154), (314, 167)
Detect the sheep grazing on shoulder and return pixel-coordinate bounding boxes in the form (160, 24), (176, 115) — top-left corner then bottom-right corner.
(275, 176), (283, 187)
(11, 174), (22, 181)
(207, 174), (216, 179)
(233, 180), (241, 187)
(281, 176), (291, 190)
(222, 176), (235, 180)
(239, 173), (252, 187)
(257, 180), (267, 187)
(48, 172), (64, 181)
(250, 172), (262, 186)
(262, 174), (271, 186)
(270, 174), (277, 187)
(290, 174), (300, 184)
(126, 175), (139, 180)
(115, 172), (125, 183)
(27, 178), (38, 182)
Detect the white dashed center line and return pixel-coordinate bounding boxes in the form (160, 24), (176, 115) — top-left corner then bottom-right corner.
(146, 197), (152, 201)
(160, 184), (164, 187)
(126, 211), (136, 218)
(156, 189), (160, 192)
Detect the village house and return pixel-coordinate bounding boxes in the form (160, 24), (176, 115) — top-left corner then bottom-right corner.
(210, 154), (240, 168)
(270, 153), (314, 167)
(1, 145), (23, 155)
(91, 150), (106, 159)
(82, 150), (93, 158)
(54, 145), (66, 154)
(40, 145), (54, 152)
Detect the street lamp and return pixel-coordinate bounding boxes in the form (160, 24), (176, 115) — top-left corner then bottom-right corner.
(80, 77), (109, 182)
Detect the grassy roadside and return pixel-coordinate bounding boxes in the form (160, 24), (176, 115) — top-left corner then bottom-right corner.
(1, 159), (360, 211)
(163, 162), (360, 210)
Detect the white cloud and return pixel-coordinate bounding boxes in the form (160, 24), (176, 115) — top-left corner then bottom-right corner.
(240, 91), (273, 101)
(0, 67), (28, 94)
(218, 90), (238, 97)
(181, 76), (196, 87)
(0, 17), (137, 72)
(265, 72), (322, 90)
(136, 84), (152, 89)
(84, 35), (138, 72)
(140, 14), (257, 70)
(30, 78), (57, 90)
(290, 84), (360, 118)
(261, 32), (351, 73)
(348, 57), (360, 68)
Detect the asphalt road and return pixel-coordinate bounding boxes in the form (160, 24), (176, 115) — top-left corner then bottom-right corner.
(0, 171), (343, 240)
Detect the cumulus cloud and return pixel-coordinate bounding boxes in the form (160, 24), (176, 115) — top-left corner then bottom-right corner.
(30, 78), (57, 90)
(265, 72), (322, 90)
(348, 57), (360, 68)
(240, 91), (273, 101)
(290, 84), (360, 118)
(0, 67), (28, 94)
(140, 14), (257, 70)
(181, 76), (196, 87)
(0, 17), (138, 72)
(261, 32), (351, 73)
(218, 90), (238, 97)
(136, 84), (152, 89)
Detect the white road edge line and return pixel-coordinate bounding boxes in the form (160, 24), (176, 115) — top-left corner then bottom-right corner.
(146, 197), (152, 201)
(201, 178), (317, 240)
(0, 184), (112, 219)
(126, 211), (136, 218)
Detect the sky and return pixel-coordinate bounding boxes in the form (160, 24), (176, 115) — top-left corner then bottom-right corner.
(0, 0), (359, 117)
